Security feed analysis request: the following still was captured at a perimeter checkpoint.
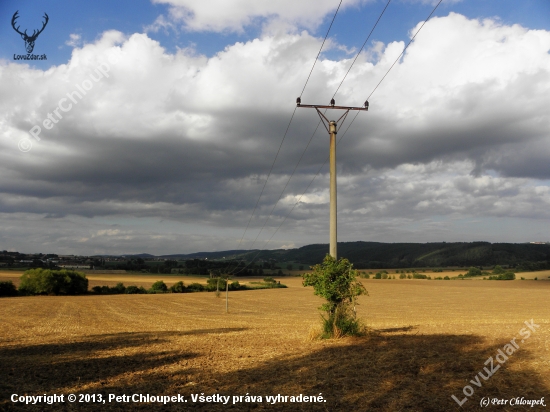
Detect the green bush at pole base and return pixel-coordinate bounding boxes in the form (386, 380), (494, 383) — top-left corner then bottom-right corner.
(302, 254), (367, 338)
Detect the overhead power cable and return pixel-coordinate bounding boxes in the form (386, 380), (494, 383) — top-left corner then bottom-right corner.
(229, 1), (394, 275)
(233, 0), (445, 271)
(300, 0), (344, 98)
(331, 0), (392, 99)
(335, 0), (444, 147)
(225, 0), (344, 274)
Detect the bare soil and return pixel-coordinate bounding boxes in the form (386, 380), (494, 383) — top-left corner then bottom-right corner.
(1, 275), (549, 411)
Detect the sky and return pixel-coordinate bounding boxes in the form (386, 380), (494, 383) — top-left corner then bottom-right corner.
(0, 0), (549, 256)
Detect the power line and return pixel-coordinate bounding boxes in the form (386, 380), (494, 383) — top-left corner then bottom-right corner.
(237, 0), (445, 267)
(367, 0), (443, 101)
(226, 0), (344, 274)
(229, 2), (395, 274)
(331, 0), (392, 99)
(332, 0), (445, 146)
(229, 121), (324, 275)
(300, 0), (344, 98)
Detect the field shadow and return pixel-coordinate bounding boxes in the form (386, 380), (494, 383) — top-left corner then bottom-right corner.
(179, 327), (248, 335)
(1, 331), (547, 411)
(376, 325), (417, 333)
(0, 331), (196, 405)
(201, 333), (548, 411)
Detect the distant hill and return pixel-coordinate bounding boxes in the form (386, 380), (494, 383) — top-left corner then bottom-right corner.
(94, 242), (550, 271)
(159, 250), (254, 260)
(193, 241), (550, 270)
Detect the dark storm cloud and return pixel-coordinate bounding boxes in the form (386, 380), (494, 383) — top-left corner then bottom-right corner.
(1, 13), (549, 253)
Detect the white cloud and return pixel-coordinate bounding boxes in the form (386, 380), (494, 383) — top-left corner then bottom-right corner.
(1, 13), (549, 253)
(144, 15), (178, 35)
(65, 33), (82, 47)
(152, 0), (370, 33)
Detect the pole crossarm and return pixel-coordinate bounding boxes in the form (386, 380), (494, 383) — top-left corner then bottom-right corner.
(297, 104), (368, 111)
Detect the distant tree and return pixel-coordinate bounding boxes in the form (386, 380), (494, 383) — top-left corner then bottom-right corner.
(149, 280), (168, 293)
(488, 272), (515, 280)
(187, 283), (205, 292)
(286, 264), (293, 271)
(19, 269), (88, 295)
(111, 283), (126, 294)
(125, 285), (146, 294)
(206, 278), (226, 292)
(170, 281), (186, 293)
(0, 281), (17, 297)
(492, 265), (505, 275)
(466, 267), (482, 277)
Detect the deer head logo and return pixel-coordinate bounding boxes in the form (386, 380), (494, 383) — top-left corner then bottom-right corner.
(11, 11), (49, 54)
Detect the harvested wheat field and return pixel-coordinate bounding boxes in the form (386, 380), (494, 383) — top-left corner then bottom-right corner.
(1, 277), (549, 411)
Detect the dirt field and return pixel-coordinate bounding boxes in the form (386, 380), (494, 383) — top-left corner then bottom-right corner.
(1, 274), (549, 411)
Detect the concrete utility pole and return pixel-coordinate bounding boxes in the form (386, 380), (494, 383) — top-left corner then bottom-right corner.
(296, 98), (369, 259)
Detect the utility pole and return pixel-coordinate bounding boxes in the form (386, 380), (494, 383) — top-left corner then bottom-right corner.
(296, 98), (369, 259)
(225, 276), (229, 313)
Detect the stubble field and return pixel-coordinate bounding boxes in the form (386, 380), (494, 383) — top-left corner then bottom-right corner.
(0, 272), (549, 411)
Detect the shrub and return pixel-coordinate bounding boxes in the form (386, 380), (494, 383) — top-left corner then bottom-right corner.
(0, 281), (17, 297)
(149, 280), (168, 293)
(321, 304), (363, 338)
(187, 282), (205, 292)
(374, 270), (389, 279)
(443, 276), (450, 280)
(399, 273), (406, 279)
(91, 286), (103, 294)
(170, 281), (186, 293)
(263, 277), (276, 284)
(19, 269), (88, 295)
(501, 271), (515, 280)
(125, 285), (146, 294)
(466, 267), (482, 277)
(302, 255), (367, 339)
(492, 265), (505, 275)
(111, 283), (126, 294)
(488, 272), (515, 280)
(412, 273), (427, 279)
(230, 281), (244, 290)
(206, 278), (227, 292)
